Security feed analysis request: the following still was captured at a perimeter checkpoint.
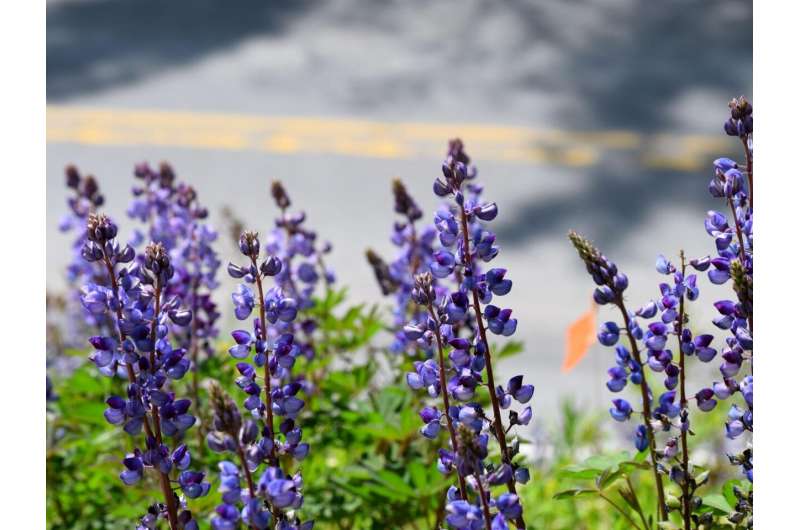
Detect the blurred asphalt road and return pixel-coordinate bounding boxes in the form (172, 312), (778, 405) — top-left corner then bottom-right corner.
(46, 0), (752, 413)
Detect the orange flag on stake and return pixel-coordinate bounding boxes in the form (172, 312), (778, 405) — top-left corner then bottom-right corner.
(562, 301), (598, 373)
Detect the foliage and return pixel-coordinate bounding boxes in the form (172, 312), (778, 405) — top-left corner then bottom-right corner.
(47, 336), (742, 529)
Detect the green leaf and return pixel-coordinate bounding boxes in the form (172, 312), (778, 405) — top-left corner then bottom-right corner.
(495, 340), (524, 359)
(703, 494), (734, 514)
(595, 468), (624, 490)
(553, 488), (599, 500)
(372, 469), (415, 497)
(408, 461), (428, 490)
(559, 451), (633, 480)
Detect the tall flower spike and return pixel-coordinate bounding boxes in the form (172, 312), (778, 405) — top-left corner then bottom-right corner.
(79, 214), (208, 530)
(368, 178), (442, 357)
(126, 162), (221, 449)
(649, 250), (718, 529)
(223, 222), (314, 529)
(266, 180), (335, 364)
(706, 99), (754, 491)
(404, 141), (530, 529)
(55, 166), (112, 365)
(569, 230), (668, 521)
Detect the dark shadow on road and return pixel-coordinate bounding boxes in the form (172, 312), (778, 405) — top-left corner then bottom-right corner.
(495, 0), (751, 248)
(493, 155), (732, 257)
(47, 0), (316, 100)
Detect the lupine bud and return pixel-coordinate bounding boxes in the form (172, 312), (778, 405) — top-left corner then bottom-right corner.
(239, 230), (260, 257)
(271, 180), (291, 210)
(392, 178), (423, 221)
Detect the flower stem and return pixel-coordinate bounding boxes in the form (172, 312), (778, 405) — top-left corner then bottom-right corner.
(250, 255), (278, 467)
(727, 197), (747, 265)
(427, 305), (469, 501)
(234, 441), (259, 530)
(249, 256), (286, 529)
(100, 253), (179, 530)
(474, 475), (493, 530)
(615, 297), (667, 522)
(676, 252), (691, 530)
(742, 136), (752, 209)
(457, 203), (526, 530)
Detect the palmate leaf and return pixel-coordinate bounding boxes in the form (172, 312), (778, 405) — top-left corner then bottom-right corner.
(559, 451), (636, 479)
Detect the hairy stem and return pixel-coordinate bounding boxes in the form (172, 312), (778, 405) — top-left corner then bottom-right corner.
(249, 255), (284, 528)
(727, 197), (747, 265)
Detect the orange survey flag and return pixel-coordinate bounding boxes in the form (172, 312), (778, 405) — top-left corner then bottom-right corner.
(562, 301), (598, 373)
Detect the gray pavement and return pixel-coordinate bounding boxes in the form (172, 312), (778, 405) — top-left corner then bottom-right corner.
(46, 0), (752, 414)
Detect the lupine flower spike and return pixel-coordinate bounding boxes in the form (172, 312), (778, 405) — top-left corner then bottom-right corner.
(265, 180), (335, 364)
(569, 94), (754, 530)
(222, 227), (313, 529)
(80, 214), (209, 529)
(127, 162), (222, 453)
(404, 141), (531, 529)
(59, 165), (111, 339)
(367, 178), (440, 356)
(709, 98), (753, 500)
(569, 231), (668, 521)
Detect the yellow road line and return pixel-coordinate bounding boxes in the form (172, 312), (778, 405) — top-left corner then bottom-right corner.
(46, 106), (730, 171)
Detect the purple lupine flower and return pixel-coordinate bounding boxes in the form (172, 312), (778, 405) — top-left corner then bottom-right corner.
(634, 425), (649, 452)
(597, 321), (620, 346)
(446, 500), (483, 529)
(220, 226), (314, 529)
(125, 162), (222, 450)
(569, 97), (755, 527)
(723, 96), (753, 138)
(262, 181), (335, 366)
(703, 98), (754, 486)
(126, 163), (221, 350)
(76, 214), (209, 528)
(569, 231), (668, 517)
(610, 399), (633, 422)
(53, 165), (112, 382)
(366, 179), (446, 357)
(402, 141), (530, 528)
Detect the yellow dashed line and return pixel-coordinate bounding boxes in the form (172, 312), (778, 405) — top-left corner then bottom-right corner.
(46, 105), (728, 171)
